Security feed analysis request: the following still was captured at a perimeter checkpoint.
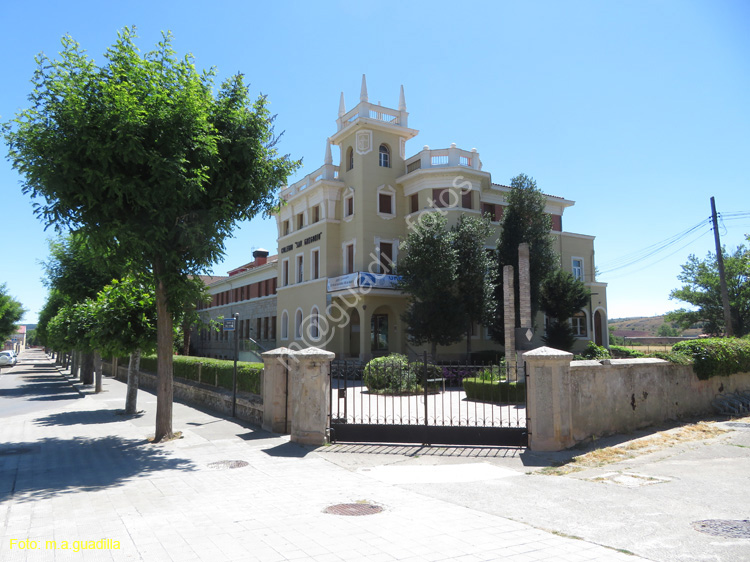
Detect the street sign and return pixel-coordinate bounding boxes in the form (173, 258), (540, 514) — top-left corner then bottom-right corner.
(223, 318), (236, 332)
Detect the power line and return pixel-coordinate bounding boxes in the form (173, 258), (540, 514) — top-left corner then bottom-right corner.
(598, 217), (712, 276)
(600, 224), (713, 280)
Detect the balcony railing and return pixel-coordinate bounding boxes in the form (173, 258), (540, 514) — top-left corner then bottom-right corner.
(281, 163), (341, 200)
(337, 101), (408, 131)
(404, 144), (482, 175)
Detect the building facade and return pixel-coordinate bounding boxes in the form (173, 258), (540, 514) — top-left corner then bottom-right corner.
(194, 77), (608, 361)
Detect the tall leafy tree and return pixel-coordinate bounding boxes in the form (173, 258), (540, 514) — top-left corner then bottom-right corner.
(539, 269), (591, 351)
(398, 213), (464, 358)
(666, 240), (749, 337)
(4, 28), (299, 441)
(91, 276), (157, 414)
(490, 174), (557, 344)
(41, 234), (123, 384)
(0, 283), (25, 343)
(452, 215), (497, 358)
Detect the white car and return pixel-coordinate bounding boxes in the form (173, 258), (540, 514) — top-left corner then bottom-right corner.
(0, 350), (17, 367)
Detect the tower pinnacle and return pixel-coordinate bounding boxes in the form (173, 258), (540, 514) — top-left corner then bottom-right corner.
(360, 74), (368, 103)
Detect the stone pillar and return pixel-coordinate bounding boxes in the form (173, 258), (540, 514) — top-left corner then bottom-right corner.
(503, 265), (516, 366)
(523, 346), (575, 451)
(518, 243), (532, 329)
(289, 347), (335, 446)
(359, 305), (369, 362)
(261, 347), (293, 434)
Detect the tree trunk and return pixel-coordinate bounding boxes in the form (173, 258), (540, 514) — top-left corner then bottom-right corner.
(94, 352), (103, 393)
(430, 341), (437, 362)
(182, 323), (191, 356)
(153, 264), (174, 442)
(70, 351), (79, 379)
(466, 321), (472, 362)
(81, 352), (94, 385)
(125, 349), (141, 415)
(112, 356), (118, 379)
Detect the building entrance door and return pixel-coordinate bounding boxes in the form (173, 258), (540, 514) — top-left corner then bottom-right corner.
(371, 314), (388, 354)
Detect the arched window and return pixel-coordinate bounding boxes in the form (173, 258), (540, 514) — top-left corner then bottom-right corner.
(310, 307), (320, 340)
(347, 147), (354, 171)
(280, 310), (289, 340)
(295, 309), (303, 340)
(379, 144), (391, 168)
(571, 312), (588, 337)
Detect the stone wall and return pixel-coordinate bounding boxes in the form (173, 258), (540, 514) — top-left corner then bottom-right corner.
(569, 359), (750, 441)
(524, 346), (750, 451)
(109, 363), (263, 426)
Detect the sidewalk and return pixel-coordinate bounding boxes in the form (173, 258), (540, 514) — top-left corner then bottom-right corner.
(0, 349), (646, 561)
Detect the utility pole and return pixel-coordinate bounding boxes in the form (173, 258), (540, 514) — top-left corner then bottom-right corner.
(710, 197), (734, 337)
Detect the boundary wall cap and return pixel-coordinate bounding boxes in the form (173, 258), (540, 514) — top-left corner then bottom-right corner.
(293, 347), (336, 361)
(523, 346), (574, 359)
(262, 347), (293, 358)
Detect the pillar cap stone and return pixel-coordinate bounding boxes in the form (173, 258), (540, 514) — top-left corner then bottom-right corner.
(293, 347), (336, 361)
(523, 346), (574, 360)
(262, 347), (293, 358)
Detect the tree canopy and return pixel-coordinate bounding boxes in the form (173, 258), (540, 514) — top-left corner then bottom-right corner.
(539, 269), (591, 351)
(490, 174), (557, 343)
(451, 215), (497, 357)
(0, 284), (25, 343)
(398, 213), (464, 357)
(666, 239), (749, 337)
(4, 28), (299, 440)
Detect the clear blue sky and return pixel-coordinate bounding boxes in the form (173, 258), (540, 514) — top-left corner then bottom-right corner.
(1, 0), (748, 325)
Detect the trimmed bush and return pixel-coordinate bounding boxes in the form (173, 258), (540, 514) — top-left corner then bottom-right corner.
(362, 354), (443, 393)
(609, 345), (646, 359)
(651, 350), (693, 366)
(363, 354), (416, 393)
(672, 338), (750, 380)
(463, 378), (526, 404)
(580, 341), (611, 360)
(138, 355), (262, 394)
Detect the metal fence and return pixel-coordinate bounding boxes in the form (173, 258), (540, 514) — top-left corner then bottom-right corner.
(329, 355), (527, 446)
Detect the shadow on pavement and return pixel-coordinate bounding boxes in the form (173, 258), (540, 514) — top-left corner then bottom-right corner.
(0, 379), (82, 401)
(0, 435), (195, 503)
(262, 441), (311, 458)
(237, 429), (275, 441)
(33, 409), (139, 427)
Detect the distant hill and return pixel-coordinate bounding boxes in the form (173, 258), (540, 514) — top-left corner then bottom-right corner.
(608, 316), (702, 338)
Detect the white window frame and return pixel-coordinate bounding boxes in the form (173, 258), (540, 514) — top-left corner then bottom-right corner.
(282, 258), (290, 287)
(295, 308), (303, 340)
(343, 187), (355, 221)
(378, 144), (391, 168)
(373, 236), (399, 275)
(309, 306), (320, 341)
(343, 239), (356, 275)
(310, 247), (321, 280)
(376, 184), (396, 219)
(280, 310), (289, 340)
(571, 311), (588, 337)
(572, 257), (584, 281)
(296, 253), (304, 284)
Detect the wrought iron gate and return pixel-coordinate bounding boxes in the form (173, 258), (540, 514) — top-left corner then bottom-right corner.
(329, 355), (527, 446)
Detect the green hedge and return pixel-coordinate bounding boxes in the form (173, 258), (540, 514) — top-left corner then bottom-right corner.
(672, 338), (750, 380)
(609, 345), (646, 359)
(139, 355), (262, 394)
(463, 378), (526, 404)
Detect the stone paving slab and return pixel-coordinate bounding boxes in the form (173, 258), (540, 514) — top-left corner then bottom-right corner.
(1, 350), (646, 561)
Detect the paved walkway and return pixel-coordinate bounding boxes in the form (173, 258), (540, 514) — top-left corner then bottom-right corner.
(0, 349), (646, 561)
